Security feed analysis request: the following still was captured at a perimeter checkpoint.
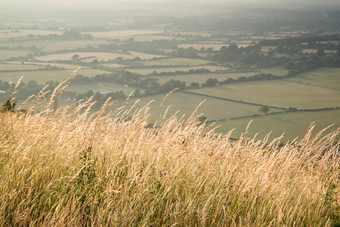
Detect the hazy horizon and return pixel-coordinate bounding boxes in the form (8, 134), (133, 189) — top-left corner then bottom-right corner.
(1, 0), (340, 12)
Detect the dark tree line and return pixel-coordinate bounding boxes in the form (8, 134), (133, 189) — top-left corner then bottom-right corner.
(212, 43), (287, 68)
(0, 80), (59, 102)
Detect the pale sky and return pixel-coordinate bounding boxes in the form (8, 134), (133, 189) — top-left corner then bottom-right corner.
(1, 0), (340, 11)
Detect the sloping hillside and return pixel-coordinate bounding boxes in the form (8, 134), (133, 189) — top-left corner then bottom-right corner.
(0, 95), (339, 226)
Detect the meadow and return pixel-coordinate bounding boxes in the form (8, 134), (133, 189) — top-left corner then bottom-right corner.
(0, 29), (62, 39)
(0, 96), (338, 226)
(0, 26), (339, 143)
(88, 30), (163, 39)
(20, 62), (84, 69)
(37, 40), (112, 53)
(260, 67), (289, 76)
(216, 109), (340, 142)
(0, 68), (109, 83)
(191, 80), (340, 109)
(65, 82), (137, 95)
(35, 52), (165, 62)
(99, 63), (127, 68)
(0, 50), (32, 61)
(119, 91), (272, 122)
(288, 67), (340, 89)
(0, 40), (111, 53)
(0, 63), (43, 71)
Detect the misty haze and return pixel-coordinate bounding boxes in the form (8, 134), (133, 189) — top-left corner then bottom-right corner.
(0, 0), (339, 226)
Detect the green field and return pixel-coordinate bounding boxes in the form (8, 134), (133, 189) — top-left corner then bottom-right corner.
(126, 65), (230, 75)
(0, 63), (43, 71)
(260, 67), (289, 76)
(151, 72), (257, 84)
(88, 30), (163, 39)
(288, 67), (340, 89)
(22, 62), (84, 69)
(100, 63), (127, 68)
(0, 40), (111, 53)
(0, 30), (62, 39)
(35, 51), (165, 62)
(216, 109), (340, 142)
(191, 80), (340, 109)
(119, 92), (266, 122)
(142, 58), (209, 67)
(0, 50), (32, 61)
(65, 82), (137, 95)
(0, 68), (109, 83)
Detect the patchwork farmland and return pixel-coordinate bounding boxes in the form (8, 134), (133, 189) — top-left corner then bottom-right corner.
(0, 22), (339, 143)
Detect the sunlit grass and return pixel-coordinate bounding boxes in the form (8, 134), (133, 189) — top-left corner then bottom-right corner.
(0, 84), (339, 226)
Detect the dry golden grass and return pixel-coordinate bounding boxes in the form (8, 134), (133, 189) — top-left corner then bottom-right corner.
(0, 85), (339, 226)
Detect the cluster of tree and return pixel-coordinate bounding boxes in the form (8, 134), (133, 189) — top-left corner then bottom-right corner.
(146, 68), (211, 77)
(120, 39), (178, 54)
(169, 47), (200, 58)
(171, 8), (340, 32)
(202, 78), (218, 87)
(259, 34), (340, 49)
(0, 80), (59, 102)
(219, 73), (278, 85)
(77, 90), (127, 110)
(87, 39), (179, 56)
(71, 39), (217, 61)
(212, 44), (287, 67)
(42, 31), (93, 41)
(156, 79), (186, 93)
(284, 54), (340, 76)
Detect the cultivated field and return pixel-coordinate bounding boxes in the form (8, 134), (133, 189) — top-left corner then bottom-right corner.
(0, 50), (32, 61)
(88, 30), (163, 39)
(216, 109), (340, 141)
(100, 63), (127, 68)
(65, 82), (137, 95)
(22, 62), (85, 69)
(0, 63), (43, 71)
(35, 51), (165, 61)
(0, 29), (62, 39)
(288, 67), (340, 89)
(121, 92), (268, 122)
(0, 40), (111, 53)
(260, 67), (289, 76)
(191, 80), (340, 109)
(39, 40), (112, 52)
(0, 69), (109, 83)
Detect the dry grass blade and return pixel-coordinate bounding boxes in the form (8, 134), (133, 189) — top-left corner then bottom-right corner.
(0, 89), (339, 226)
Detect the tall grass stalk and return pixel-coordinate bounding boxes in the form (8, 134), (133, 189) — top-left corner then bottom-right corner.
(0, 86), (339, 226)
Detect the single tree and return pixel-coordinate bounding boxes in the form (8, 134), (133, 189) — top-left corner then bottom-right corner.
(72, 54), (80, 60)
(259, 105), (270, 114)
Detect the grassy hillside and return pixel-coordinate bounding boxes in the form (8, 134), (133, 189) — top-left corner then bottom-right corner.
(0, 93), (339, 226)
